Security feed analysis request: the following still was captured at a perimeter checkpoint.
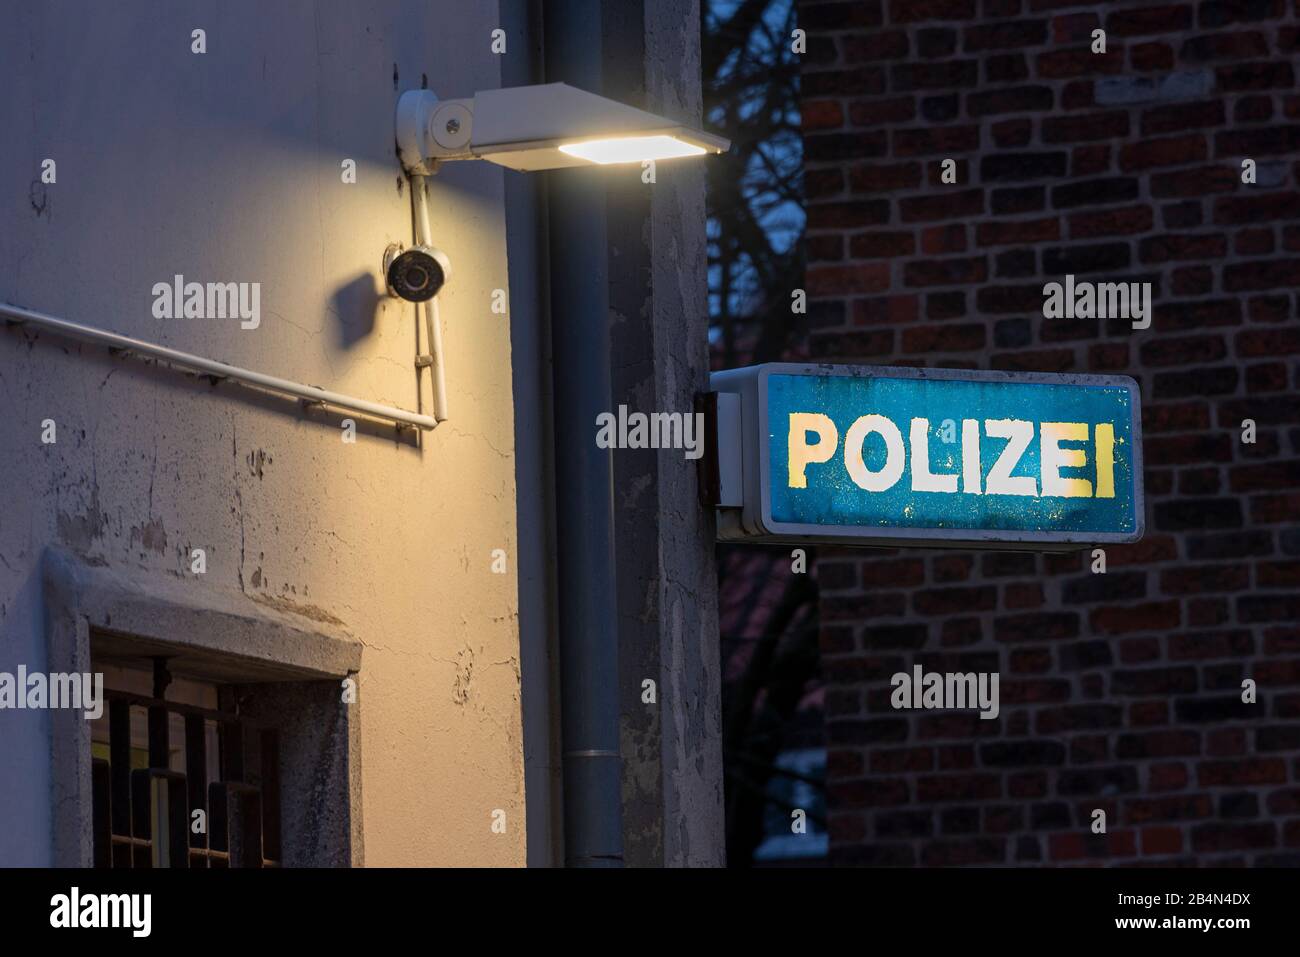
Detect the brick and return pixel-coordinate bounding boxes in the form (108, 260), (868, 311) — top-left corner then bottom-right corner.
(1216, 62), (1295, 93)
(1142, 827), (1184, 855)
(977, 217), (1060, 246)
(1095, 70), (1214, 106)
(926, 291), (966, 319)
(1131, 42), (1174, 71)
(803, 100), (845, 132)
(1116, 731), (1200, 758)
(849, 231), (916, 258)
(847, 293), (920, 327)
(1059, 766), (1139, 796)
(1140, 99), (1226, 136)
(807, 263), (891, 295)
(1126, 794), (1212, 822)
(985, 53), (1030, 84)
(807, 200), (890, 229)
(1237, 328), (1300, 356)
(900, 188), (985, 222)
(809, 329), (895, 358)
(976, 282), (1044, 312)
(1042, 241), (1131, 273)
(1090, 342), (1129, 368)
(1248, 295), (1291, 321)
(1071, 143), (1110, 175)
(804, 68), (888, 98)
(893, 125), (980, 156)
(1235, 94), (1274, 123)
(1192, 823), (1277, 853)
(1171, 265), (1212, 296)
(991, 186), (1046, 215)
(1112, 666), (1198, 695)
(1139, 334), (1227, 366)
(870, 746), (934, 773)
(921, 93), (960, 122)
(1258, 560), (1300, 587)
(1196, 0), (1289, 27)
(1139, 401), (1212, 433)
(991, 348), (1075, 372)
(849, 96), (918, 125)
(1258, 725), (1300, 750)
(889, 0), (976, 22)
(1197, 758), (1288, 787)
(901, 321), (987, 351)
(981, 741), (1067, 766)
(1090, 600), (1181, 634)
(805, 131), (889, 161)
(1139, 233), (1228, 262)
(850, 162), (922, 193)
(917, 774), (1001, 802)
(805, 169), (845, 202)
(1068, 204), (1154, 238)
(860, 558), (925, 587)
(980, 151), (1069, 181)
(1042, 110), (1130, 142)
(1106, 4), (1194, 35)
(1227, 460), (1300, 494)
(1051, 12), (1099, 43)
(1118, 133), (1208, 171)
(1225, 258), (1300, 291)
(801, 1), (885, 29)
(822, 590), (906, 620)
(1235, 227), (1276, 256)
(904, 256), (988, 288)
(964, 19), (1048, 50)
(986, 120), (1029, 151)
(843, 31), (910, 62)
(1151, 164), (1238, 197)
(994, 612), (1079, 643)
(1240, 594), (1300, 623)
(968, 85), (1054, 117)
(891, 60), (978, 92)
(1160, 564), (1249, 594)
(827, 718), (909, 746)
(1180, 30), (1269, 60)
(917, 27), (958, 58)
(1215, 124), (1300, 157)
(1037, 48), (1124, 79)
(1152, 366), (1238, 399)
(1061, 80), (1094, 109)
(1051, 176), (1139, 208)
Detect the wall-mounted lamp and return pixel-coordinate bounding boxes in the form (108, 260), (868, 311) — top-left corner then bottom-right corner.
(395, 82), (730, 174)
(389, 82), (729, 429)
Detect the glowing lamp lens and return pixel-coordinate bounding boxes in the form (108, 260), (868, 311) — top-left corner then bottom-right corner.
(558, 135), (707, 165)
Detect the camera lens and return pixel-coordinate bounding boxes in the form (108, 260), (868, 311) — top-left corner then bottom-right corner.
(387, 247), (445, 302)
(403, 265), (429, 291)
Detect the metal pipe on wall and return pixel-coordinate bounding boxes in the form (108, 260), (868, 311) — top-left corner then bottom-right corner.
(0, 301), (438, 431)
(544, 0), (626, 867)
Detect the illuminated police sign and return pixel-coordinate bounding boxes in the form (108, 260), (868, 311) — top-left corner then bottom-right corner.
(709, 364), (1143, 550)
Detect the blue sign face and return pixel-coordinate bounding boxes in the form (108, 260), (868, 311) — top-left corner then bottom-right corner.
(758, 367), (1143, 546)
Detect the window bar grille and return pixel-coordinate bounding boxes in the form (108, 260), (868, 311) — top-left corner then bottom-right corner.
(90, 679), (281, 868)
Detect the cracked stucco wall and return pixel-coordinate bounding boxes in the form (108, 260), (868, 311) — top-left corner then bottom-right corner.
(0, 1), (527, 866)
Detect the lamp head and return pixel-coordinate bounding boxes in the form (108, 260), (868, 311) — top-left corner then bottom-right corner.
(397, 83), (729, 174)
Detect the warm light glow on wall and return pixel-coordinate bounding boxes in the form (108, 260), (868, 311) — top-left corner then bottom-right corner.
(558, 135), (708, 165)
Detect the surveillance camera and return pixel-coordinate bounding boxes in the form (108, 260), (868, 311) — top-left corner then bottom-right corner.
(385, 244), (451, 302)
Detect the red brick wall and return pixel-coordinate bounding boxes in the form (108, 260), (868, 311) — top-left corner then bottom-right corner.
(800, 0), (1300, 864)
